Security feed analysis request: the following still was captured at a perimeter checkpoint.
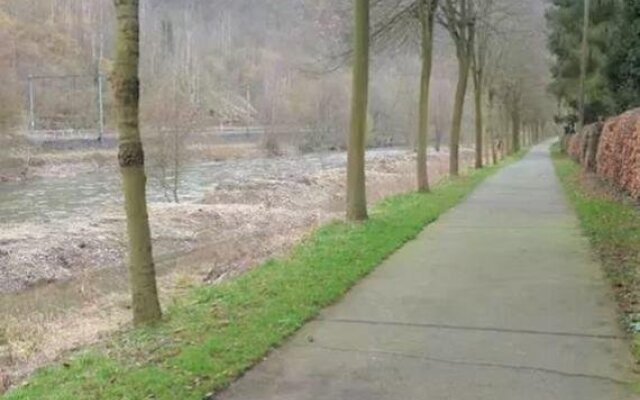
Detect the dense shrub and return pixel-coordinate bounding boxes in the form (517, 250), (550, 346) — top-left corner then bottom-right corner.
(596, 108), (640, 200)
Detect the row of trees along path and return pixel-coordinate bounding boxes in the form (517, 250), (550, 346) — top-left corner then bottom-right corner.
(112, 0), (548, 325)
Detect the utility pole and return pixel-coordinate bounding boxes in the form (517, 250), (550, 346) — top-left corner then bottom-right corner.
(578, 0), (590, 131)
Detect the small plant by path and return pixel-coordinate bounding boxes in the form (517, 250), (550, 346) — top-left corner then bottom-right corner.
(552, 144), (640, 391)
(3, 154), (522, 400)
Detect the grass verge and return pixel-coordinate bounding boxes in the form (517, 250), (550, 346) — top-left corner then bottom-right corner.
(551, 145), (640, 387)
(4, 153), (522, 400)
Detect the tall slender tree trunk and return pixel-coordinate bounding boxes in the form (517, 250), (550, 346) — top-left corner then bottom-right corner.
(483, 128), (490, 165)
(449, 53), (470, 177)
(112, 0), (162, 325)
(486, 92), (497, 164)
(473, 75), (483, 169)
(490, 130), (497, 164)
(346, 0), (369, 221)
(511, 108), (521, 153)
(502, 108), (511, 155)
(416, 0), (437, 192)
(488, 110), (497, 164)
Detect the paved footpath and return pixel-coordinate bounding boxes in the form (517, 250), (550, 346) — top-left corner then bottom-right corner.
(218, 143), (638, 400)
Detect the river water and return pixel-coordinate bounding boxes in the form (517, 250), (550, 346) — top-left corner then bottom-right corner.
(0, 148), (426, 319)
(0, 150), (373, 225)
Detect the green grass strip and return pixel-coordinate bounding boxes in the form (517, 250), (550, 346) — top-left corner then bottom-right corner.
(5, 154), (521, 400)
(551, 144), (640, 392)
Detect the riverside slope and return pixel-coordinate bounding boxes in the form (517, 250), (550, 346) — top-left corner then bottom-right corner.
(218, 143), (638, 400)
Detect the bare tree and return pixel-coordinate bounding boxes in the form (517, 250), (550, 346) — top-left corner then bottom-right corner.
(331, 0), (446, 192)
(112, 0), (162, 325)
(500, 77), (523, 153)
(485, 86), (502, 164)
(356, 0), (443, 191)
(438, 0), (476, 176)
(471, 0), (511, 167)
(346, 0), (370, 221)
(415, 0), (439, 192)
(145, 88), (197, 203)
(486, 0), (553, 156)
(470, 0), (493, 169)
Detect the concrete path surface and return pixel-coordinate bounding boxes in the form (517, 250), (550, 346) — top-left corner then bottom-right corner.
(218, 143), (638, 400)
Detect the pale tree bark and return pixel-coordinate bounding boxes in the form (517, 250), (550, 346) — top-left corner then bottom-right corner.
(112, 0), (162, 325)
(416, 0), (439, 192)
(346, 0), (370, 221)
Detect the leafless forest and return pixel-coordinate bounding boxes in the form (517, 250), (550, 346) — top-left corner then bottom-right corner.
(0, 0), (552, 156)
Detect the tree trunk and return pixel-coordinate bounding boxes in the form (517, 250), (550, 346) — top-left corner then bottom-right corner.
(491, 130), (497, 165)
(483, 127), (490, 165)
(488, 110), (497, 164)
(346, 0), (369, 221)
(511, 108), (521, 153)
(449, 53), (470, 177)
(112, 0), (162, 326)
(416, 0), (437, 193)
(473, 75), (483, 169)
(486, 96), (497, 164)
